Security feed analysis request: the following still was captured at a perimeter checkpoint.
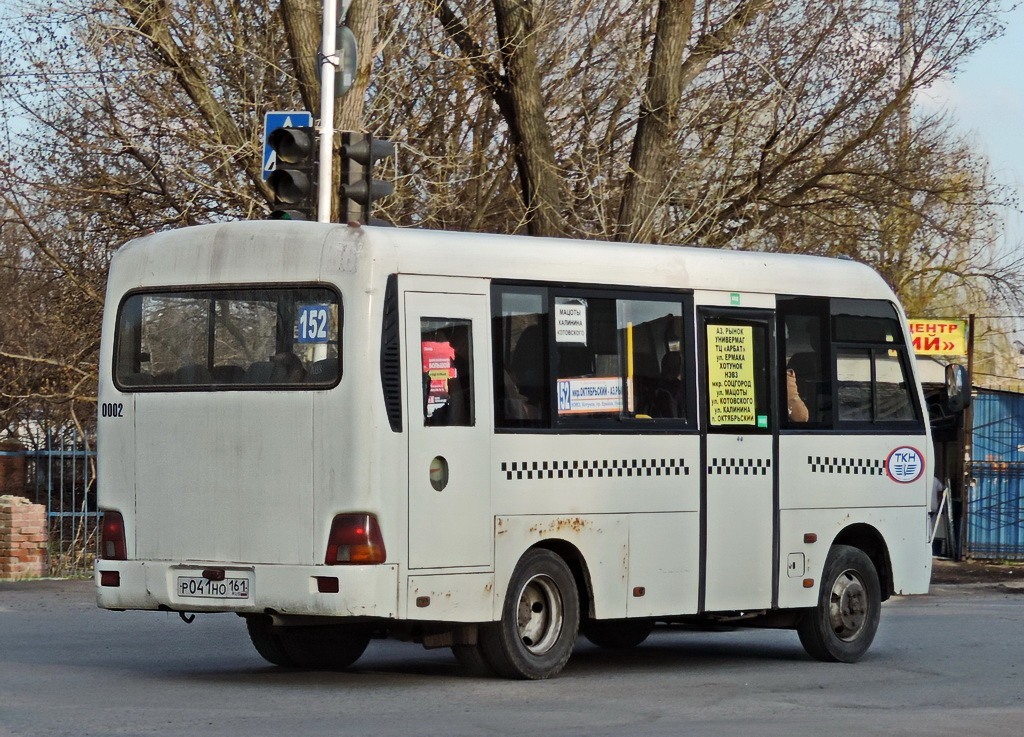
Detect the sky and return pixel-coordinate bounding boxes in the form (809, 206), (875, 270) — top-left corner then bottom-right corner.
(926, 3), (1024, 255)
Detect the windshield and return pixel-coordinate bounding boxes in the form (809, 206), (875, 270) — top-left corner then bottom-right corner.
(114, 286), (341, 390)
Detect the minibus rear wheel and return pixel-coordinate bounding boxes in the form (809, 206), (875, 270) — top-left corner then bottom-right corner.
(278, 624), (372, 669)
(246, 616), (371, 670)
(797, 544), (881, 663)
(480, 548), (580, 679)
(246, 615), (295, 667)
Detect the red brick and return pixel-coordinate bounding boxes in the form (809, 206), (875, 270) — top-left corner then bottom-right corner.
(0, 497), (49, 579)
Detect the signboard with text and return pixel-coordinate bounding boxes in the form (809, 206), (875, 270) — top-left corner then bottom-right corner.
(707, 324), (757, 426)
(908, 319), (967, 356)
(555, 299), (587, 344)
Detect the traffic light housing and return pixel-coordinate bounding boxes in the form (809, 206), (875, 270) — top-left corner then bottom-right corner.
(267, 126), (317, 220)
(340, 132), (395, 224)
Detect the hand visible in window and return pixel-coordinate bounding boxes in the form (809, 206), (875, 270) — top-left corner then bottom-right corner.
(787, 368), (809, 423)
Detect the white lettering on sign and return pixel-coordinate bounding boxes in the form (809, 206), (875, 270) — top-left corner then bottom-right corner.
(555, 300), (588, 344)
(886, 446), (924, 484)
(557, 377), (622, 414)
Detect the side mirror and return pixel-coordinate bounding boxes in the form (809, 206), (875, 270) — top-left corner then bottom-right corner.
(944, 363), (970, 414)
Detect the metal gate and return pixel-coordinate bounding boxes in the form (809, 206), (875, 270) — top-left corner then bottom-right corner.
(19, 429), (99, 575)
(968, 391), (1024, 560)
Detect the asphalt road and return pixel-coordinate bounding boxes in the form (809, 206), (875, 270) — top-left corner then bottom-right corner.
(0, 579), (1021, 737)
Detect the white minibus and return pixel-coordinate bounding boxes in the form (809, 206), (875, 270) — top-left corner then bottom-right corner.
(95, 221), (966, 679)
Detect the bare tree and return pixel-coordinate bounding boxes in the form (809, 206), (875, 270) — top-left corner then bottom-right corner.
(0, 0), (1020, 426)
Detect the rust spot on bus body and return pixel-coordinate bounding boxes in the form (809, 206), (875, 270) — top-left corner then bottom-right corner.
(529, 517), (591, 535)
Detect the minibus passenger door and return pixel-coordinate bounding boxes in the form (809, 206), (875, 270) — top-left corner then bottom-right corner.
(404, 290), (493, 569)
(700, 310), (777, 612)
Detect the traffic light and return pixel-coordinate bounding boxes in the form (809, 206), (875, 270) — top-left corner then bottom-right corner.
(267, 126), (317, 220)
(340, 132), (395, 224)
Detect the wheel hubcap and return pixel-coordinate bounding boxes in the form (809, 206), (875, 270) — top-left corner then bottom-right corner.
(516, 574), (564, 655)
(828, 569), (868, 641)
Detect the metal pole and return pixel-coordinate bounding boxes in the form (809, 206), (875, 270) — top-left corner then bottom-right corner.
(316, 1), (340, 223)
(960, 313), (976, 560)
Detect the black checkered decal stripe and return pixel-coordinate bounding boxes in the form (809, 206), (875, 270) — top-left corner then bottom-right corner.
(501, 458), (690, 481)
(807, 456), (884, 475)
(707, 457), (771, 476)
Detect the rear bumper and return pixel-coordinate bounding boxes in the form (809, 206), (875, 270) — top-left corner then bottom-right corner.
(94, 560), (399, 618)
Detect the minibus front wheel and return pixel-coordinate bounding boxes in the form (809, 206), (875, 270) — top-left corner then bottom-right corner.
(797, 544), (881, 663)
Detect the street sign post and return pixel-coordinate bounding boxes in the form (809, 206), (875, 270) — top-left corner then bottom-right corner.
(262, 111), (314, 180)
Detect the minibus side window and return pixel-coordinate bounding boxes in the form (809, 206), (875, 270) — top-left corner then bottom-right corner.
(493, 288), (550, 428)
(554, 295), (686, 423)
(420, 318), (474, 426)
(831, 299), (921, 427)
(492, 284), (690, 431)
(778, 297), (832, 428)
(836, 348), (873, 421)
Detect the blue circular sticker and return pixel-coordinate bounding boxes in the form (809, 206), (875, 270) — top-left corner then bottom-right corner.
(886, 446), (924, 484)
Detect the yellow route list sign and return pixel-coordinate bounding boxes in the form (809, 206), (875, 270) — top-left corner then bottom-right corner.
(707, 324), (756, 426)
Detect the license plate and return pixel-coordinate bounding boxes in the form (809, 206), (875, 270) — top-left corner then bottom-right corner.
(177, 575), (250, 599)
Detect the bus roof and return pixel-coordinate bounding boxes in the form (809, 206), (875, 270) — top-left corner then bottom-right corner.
(110, 221), (897, 303)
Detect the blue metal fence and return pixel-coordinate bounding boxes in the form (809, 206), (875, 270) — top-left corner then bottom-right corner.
(968, 391), (1024, 560)
(7, 397), (1023, 565)
(13, 429), (98, 574)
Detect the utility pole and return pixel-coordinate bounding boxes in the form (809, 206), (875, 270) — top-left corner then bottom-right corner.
(316, 0), (339, 223)
(317, 1), (353, 223)
(959, 313), (976, 560)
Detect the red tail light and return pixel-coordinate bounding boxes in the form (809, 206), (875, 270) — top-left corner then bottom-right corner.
(101, 511), (127, 560)
(325, 514), (386, 565)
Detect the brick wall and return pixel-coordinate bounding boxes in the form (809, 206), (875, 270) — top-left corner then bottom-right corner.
(0, 439), (25, 496)
(0, 496), (49, 579)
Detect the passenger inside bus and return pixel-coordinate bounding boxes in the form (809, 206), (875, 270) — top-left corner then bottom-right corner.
(651, 351), (685, 418)
(502, 370), (538, 420)
(508, 323), (546, 420)
(270, 351), (306, 383)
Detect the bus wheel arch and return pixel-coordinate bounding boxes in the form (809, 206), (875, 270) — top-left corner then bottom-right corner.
(831, 523), (893, 601)
(529, 539), (594, 619)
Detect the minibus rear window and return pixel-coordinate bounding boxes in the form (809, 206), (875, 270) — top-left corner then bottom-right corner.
(114, 286), (341, 390)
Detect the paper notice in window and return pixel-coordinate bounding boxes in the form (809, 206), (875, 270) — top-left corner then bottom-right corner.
(557, 377), (622, 414)
(707, 325), (756, 426)
(555, 300), (587, 344)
